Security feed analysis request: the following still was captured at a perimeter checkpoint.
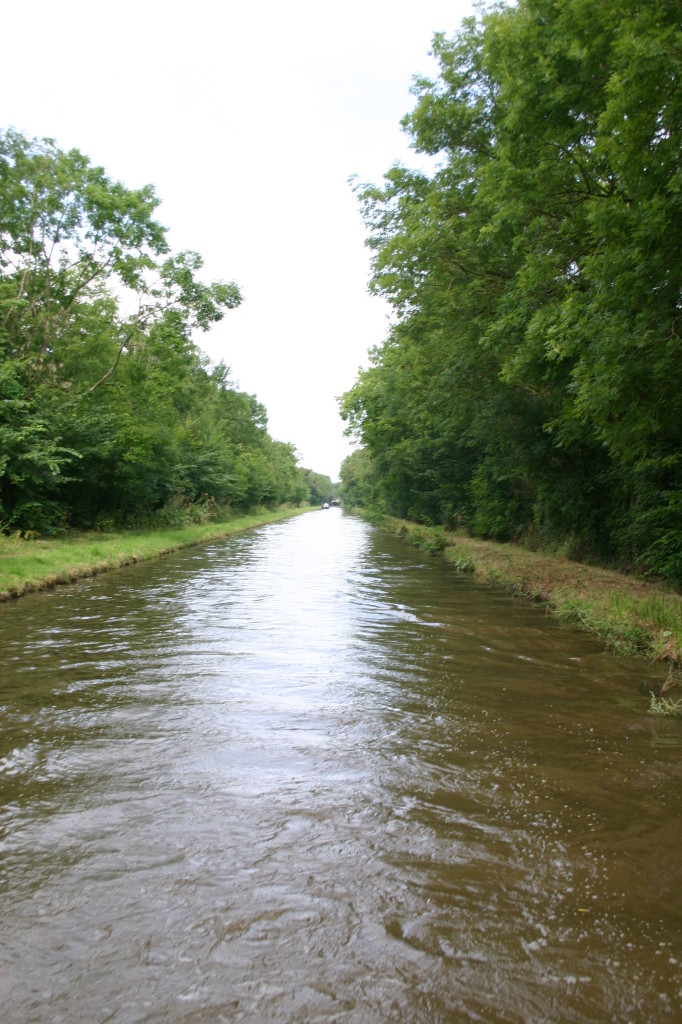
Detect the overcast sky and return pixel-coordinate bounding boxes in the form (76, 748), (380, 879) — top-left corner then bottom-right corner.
(4, 0), (475, 480)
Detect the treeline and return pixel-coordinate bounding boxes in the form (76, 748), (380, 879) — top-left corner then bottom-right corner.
(340, 0), (682, 585)
(0, 130), (333, 532)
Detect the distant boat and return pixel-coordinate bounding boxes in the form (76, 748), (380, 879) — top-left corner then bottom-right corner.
(321, 503), (330, 509)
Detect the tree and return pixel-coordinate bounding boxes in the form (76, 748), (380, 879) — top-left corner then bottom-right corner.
(301, 468), (336, 506)
(0, 130), (311, 529)
(339, 448), (382, 513)
(342, 0), (682, 582)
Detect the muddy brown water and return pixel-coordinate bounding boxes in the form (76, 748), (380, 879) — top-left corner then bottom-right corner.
(0, 510), (680, 1023)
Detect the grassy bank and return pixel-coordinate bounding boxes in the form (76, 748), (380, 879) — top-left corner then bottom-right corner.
(0, 506), (312, 601)
(383, 517), (682, 677)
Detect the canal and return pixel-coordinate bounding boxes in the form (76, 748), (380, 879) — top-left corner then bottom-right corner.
(0, 509), (680, 1022)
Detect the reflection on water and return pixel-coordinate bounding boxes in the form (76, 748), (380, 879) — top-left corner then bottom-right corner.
(0, 510), (680, 1023)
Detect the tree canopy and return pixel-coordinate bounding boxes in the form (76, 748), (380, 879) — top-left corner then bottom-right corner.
(340, 0), (682, 585)
(0, 129), (315, 530)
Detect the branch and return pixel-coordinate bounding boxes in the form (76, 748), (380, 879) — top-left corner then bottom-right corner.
(82, 338), (129, 396)
(81, 299), (155, 398)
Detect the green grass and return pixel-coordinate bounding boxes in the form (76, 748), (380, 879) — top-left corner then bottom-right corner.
(0, 506), (312, 601)
(383, 517), (682, 668)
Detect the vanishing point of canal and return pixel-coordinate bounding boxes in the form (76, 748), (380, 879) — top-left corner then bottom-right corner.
(1, 509), (680, 1023)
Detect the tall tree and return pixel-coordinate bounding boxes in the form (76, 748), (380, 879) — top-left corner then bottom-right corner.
(342, 0), (682, 582)
(1, 130), (311, 529)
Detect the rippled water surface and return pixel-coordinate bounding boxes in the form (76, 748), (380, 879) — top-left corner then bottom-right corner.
(1, 510), (681, 1023)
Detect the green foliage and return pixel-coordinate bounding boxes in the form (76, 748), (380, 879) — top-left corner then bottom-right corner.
(406, 526), (447, 555)
(300, 468), (336, 506)
(341, 0), (682, 586)
(0, 130), (310, 531)
(648, 693), (682, 720)
(444, 550), (476, 574)
(339, 448), (383, 513)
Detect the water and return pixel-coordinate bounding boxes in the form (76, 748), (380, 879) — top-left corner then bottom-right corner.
(0, 510), (680, 1023)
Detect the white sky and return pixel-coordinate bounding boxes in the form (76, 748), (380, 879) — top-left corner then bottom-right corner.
(3, 0), (475, 481)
